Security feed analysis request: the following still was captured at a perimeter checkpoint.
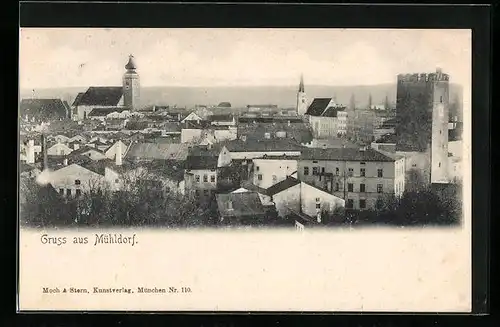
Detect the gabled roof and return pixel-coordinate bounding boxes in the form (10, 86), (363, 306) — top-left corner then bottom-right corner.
(76, 87), (123, 106)
(70, 146), (105, 156)
(305, 98), (347, 117)
(265, 176), (301, 196)
(239, 180), (270, 196)
(216, 192), (266, 218)
(88, 107), (126, 117)
(300, 147), (395, 162)
(125, 142), (190, 161)
(185, 155), (219, 170)
(72, 92), (85, 107)
(208, 114), (234, 122)
(20, 99), (68, 120)
(305, 98), (332, 116)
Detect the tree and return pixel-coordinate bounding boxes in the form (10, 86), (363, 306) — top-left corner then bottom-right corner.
(349, 94), (356, 111)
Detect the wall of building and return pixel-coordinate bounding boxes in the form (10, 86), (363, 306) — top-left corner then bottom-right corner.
(298, 159), (397, 210)
(217, 147), (232, 167)
(430, 78), (450, 183)
(123, 73), (140, 110)
(297, 91), (308, 116)
(397, 150), (431, 191)
(47, 143), (73, 156)
(184, 169), (218, 197)
(181, 129), (203, 143)
(50, 164), (105, 197)
(252, 159), (298, 189)
(272, 184), (301, 218)
(300, 182), (345, 217)
(309, 116), (340, 138)
(105, 141), (128, 160)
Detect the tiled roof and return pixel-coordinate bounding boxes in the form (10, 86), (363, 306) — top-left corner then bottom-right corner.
(322, 106), (346, 117)
(238, 123), (313, 144)
(265, 176), (301, 196)
(185, 155), (219, 170)
(125, 142), (190, 161)
(216, 192), (266, 218)
(20, 99), (69, 120)
(305, 98), (331, 116)
(239, 180), (270, 196)
(208, 114), (234, 122)
(224, 138), (305, 152)
(88, 107), (126, 117)
(70, 146), (105, 156)
(138, 160), (185, 182)
(76, 87), (123, 106)
(300, 147), (395, 162)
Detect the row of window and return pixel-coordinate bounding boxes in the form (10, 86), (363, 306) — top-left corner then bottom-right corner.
(303, 166), (384, 178)
(59, 188), (82, 197)
(194, 174), (216, 183)
(341, 183), (384, 193)
(346, 198), (384, 209)
(193, 189), (212, 197)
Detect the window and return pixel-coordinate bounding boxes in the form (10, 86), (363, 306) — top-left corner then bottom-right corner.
(315, 197), (320, 202)
(115, 179), (119, 183)
(377, 184), (383, 193)
(195, 175), (200, 183)
(321, 167), (325, 173)
(335, 183), (340, 191)
(360, 162), (366, 165)
(66, 189), (72, 196)
(376, 199), (383, 209)
(377, 168), (383, 177)
(203, 190), (209, 196)
(59, 188), (64, 195)
(347, 183), (353, 192)
(359, 199), (366, 209)
(75, 179), (81, 185)
(360, 168), (366, 177)
(360, 183), (366, 192)
(76, 189), (82, 197)
(258, 174), (263, 181)
(304, 166), (309, 175)
(347, 199), (354, 209)
(312, 167), (318, 175)
(440, 96), (443, 103)
(316, 203), (321, 209)
(195, 190), (200, 196)
(348, 168), (353, 177)
(203, 174), (208, 182)
(335, 167), (339, 176)
(256, 166), (260, 171)
(210, 175), (216, 183)
(412, 164), (417, 167)
(438, 162), (441, 168)
(313, 160), (318, 164)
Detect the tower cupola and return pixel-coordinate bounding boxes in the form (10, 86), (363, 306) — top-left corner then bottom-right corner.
(125, 54), (137, 71)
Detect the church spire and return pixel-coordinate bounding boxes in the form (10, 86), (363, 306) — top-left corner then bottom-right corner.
(298, 74), (304, 92)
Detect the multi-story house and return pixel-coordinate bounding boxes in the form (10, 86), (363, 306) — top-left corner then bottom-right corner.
(297, 147), (405, 211)
(251, 155), (299, 189)
(305, 98), (348, 138)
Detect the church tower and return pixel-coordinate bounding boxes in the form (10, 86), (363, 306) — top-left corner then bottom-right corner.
(123, 54), (140, 110)
(296, 74), (308, 116)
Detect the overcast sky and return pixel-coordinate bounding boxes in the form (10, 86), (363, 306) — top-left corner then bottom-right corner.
(19, 28), (471, 89)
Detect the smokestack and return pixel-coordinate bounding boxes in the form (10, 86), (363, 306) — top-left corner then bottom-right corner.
(41, 134), (48, 171)
(27, 140), (35, 164)
(116, 141), (123, 166)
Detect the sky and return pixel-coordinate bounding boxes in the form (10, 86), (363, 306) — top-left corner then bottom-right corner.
(19, 28), (471, 89)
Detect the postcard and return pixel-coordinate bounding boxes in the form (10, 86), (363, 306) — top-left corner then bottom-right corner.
(18, 28), (471, 312)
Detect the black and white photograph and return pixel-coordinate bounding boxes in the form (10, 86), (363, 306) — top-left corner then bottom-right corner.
(18, 28), (472, 312)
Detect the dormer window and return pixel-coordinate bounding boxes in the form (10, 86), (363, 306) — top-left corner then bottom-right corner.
(75, 179), (81, 185)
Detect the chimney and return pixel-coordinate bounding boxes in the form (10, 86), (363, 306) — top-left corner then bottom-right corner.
(63, 158), (68, 166)
(26, 140), (35, 164)
(287, 120), (291, 127)
(116, 141), (123, 166)
(41, 134), (48, 171)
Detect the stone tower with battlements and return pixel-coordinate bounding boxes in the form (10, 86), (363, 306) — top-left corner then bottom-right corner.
(123, 54), (140, 111)
(395, 68), (450, 184)
(296, 74), (308, 116)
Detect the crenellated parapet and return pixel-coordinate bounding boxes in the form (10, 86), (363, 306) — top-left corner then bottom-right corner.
(397, 69), (450, 83)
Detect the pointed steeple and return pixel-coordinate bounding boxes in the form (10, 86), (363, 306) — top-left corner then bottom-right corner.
(298, 74), (304, 92)
(125, 54), (137, 71)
